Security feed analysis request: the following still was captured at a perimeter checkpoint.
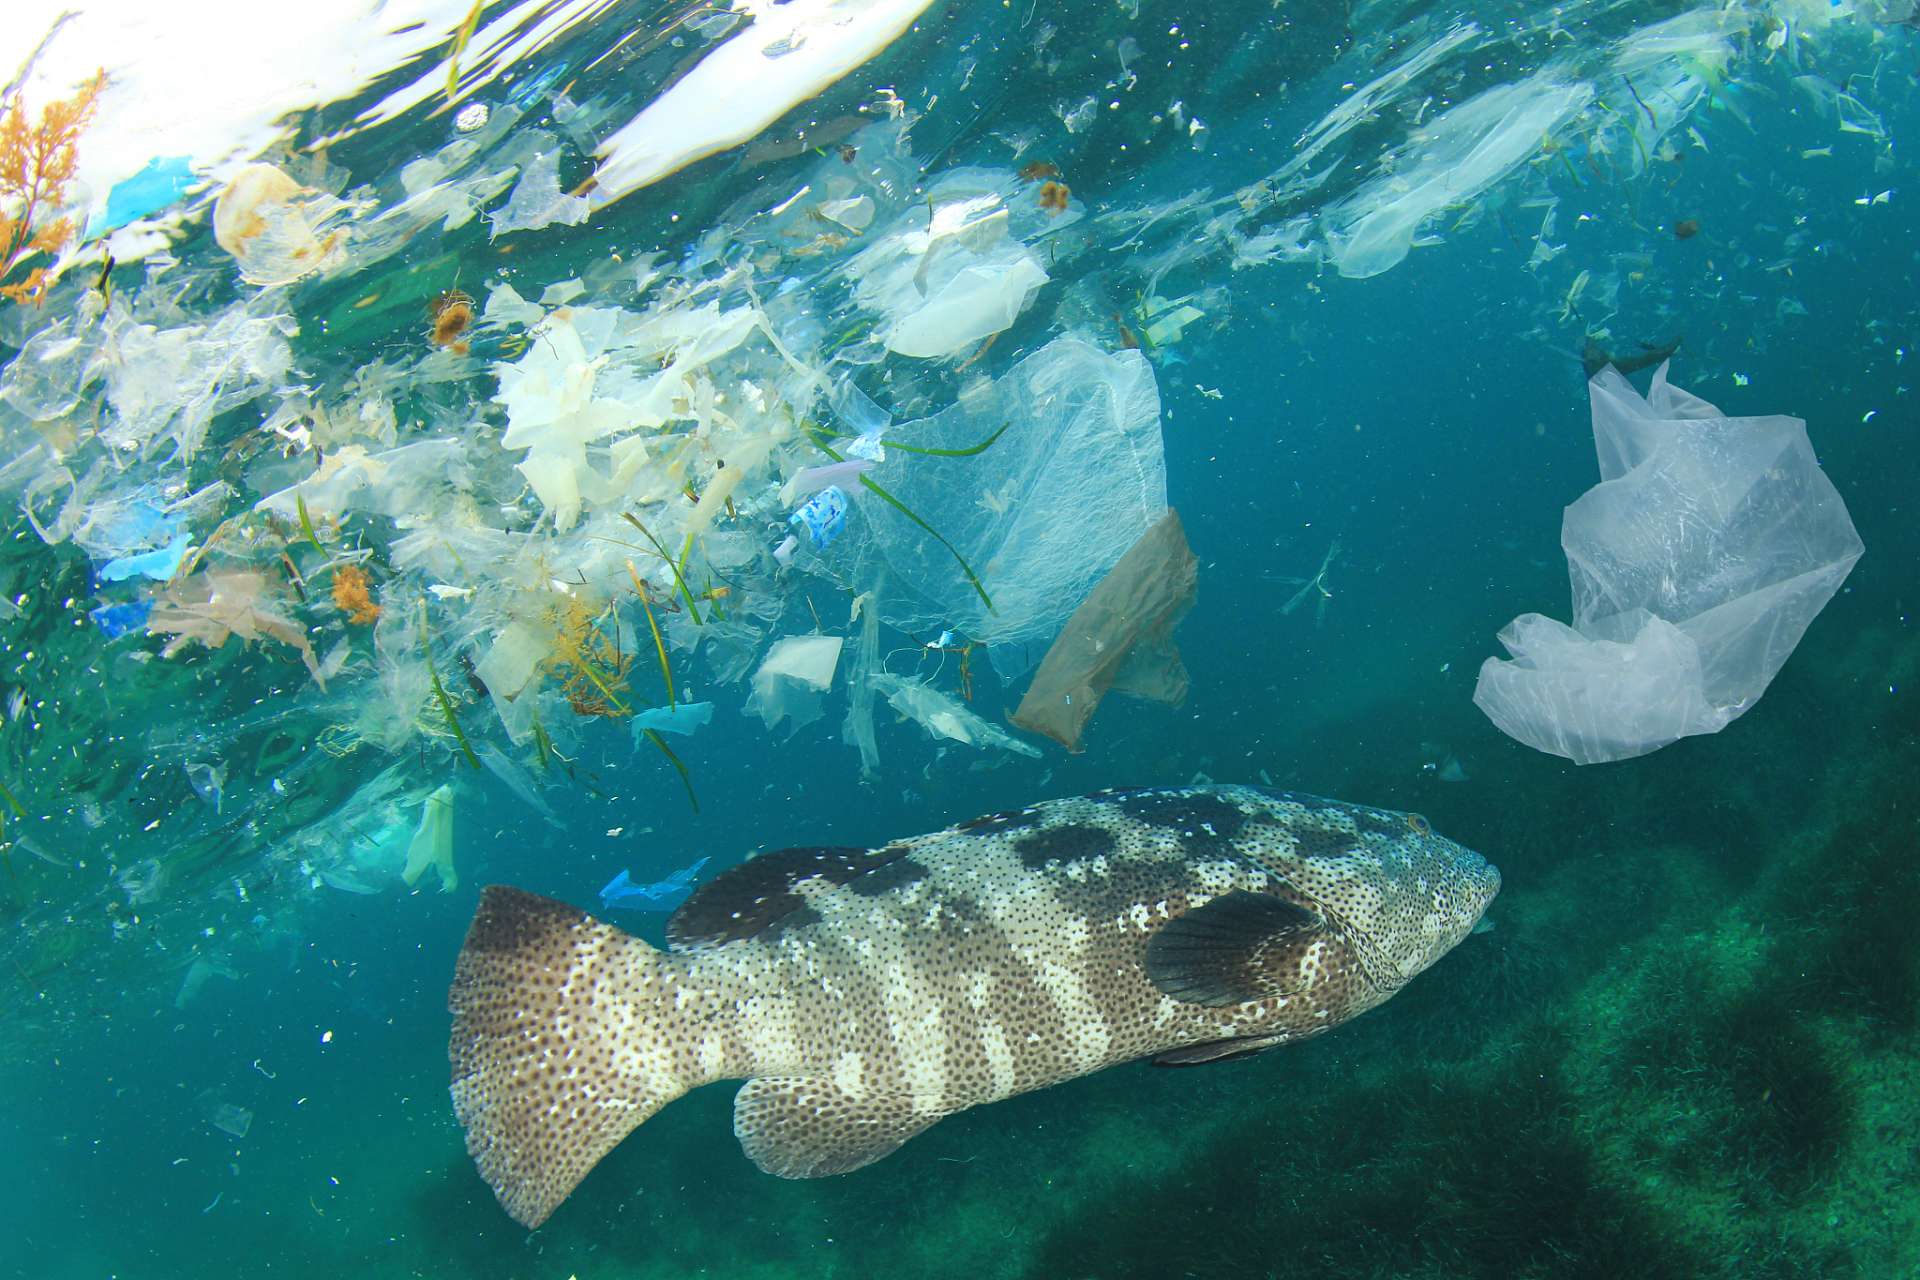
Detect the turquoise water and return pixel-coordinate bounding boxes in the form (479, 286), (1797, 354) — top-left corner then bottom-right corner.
(2, 1), (1918, 1276)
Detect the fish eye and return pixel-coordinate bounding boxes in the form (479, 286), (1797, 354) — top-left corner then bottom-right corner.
(1407, 813), (1431, 834)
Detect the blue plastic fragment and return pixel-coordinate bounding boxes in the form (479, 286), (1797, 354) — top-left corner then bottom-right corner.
(97, 532), (192, 583)
(90, 599), (153, 639)
(790, 485), (847, 548)
(631, 701), (714, 740)
(97, 156), (197, 234)
(598, 858), (710, 911)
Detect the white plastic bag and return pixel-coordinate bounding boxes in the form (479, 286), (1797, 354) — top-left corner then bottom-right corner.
(1475, 364), (1862, 764)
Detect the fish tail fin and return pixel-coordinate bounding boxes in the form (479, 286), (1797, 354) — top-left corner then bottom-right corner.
(449, 885), (693, 1228)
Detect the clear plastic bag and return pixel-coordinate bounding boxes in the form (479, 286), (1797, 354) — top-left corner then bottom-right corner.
(1475, 364), (1863, 764)
(800, 335), (1165, 679)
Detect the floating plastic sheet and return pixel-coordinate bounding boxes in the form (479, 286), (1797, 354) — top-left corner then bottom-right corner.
(104, 294), (299, 460)
(209, 1103), (253, 1139)
(842, 590), (883, 776)
(488, 147), (590, 238)
(745, 635), (844, 734)
(72, 481), (182, 566)
(184, 761), (225, 814)
(176, 961), (237, 1011)
(1474, 365), (1863, 765)
(256, 440), (467, 526)
(1324, 73), (1594, 278)
(801, 335), (1165, 679)
(97, 156), (196, 233)
(870, 672), (1040, 757)
(1011, 508), (1198, 753)
(194, 1088), (252, 1137)
(475, 743), (563, 829)
(0, 289), (108, 420)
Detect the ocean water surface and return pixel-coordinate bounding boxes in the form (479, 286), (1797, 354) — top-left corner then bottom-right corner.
(2, 0), (1918, 1276)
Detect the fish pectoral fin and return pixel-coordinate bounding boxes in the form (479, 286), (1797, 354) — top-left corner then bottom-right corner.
(1151, 1034), (1288, 1067)
(733, 1077), (944, 1178)
(1142, 889), (1325, 1007)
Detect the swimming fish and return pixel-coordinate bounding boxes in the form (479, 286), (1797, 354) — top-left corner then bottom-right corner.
(447, 785), (1500, 1226)
(1582, 334), (1682, 378)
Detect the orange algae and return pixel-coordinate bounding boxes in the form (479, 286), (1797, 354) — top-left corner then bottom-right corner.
(428, 287), (474, 355)
(331, 564), (381, 625)
(0, 70), (107, 306)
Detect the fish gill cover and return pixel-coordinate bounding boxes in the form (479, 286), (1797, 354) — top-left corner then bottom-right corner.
(0, 0), (1918, 1275)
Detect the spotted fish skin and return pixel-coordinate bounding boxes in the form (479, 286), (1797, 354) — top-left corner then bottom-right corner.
(448, 785), (1499, 1226)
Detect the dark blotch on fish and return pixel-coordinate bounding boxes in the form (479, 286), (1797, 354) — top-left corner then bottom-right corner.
(1014, 823), (1118, 871)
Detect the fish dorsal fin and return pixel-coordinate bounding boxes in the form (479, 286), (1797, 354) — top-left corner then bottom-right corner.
(733, 1077), (944, 1178)
(1142, 889), (1325, 1007)
(666, 843), (928, 950)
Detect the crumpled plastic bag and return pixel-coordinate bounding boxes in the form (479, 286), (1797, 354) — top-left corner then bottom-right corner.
(799, 335), (1165, 679)
(147, 570), (328, 689)
(1474, 363), (1862, 764)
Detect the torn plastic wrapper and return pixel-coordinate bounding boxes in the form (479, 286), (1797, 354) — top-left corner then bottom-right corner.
(1010, 508), (1198, 753)
(91, 599), (154, 638)
(600, 858), (709, 911)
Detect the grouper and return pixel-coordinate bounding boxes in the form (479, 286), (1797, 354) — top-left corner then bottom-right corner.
(448, 784), (1501, 1226)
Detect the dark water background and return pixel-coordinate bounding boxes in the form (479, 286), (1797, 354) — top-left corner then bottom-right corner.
(4, 2), (1919, 1277)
